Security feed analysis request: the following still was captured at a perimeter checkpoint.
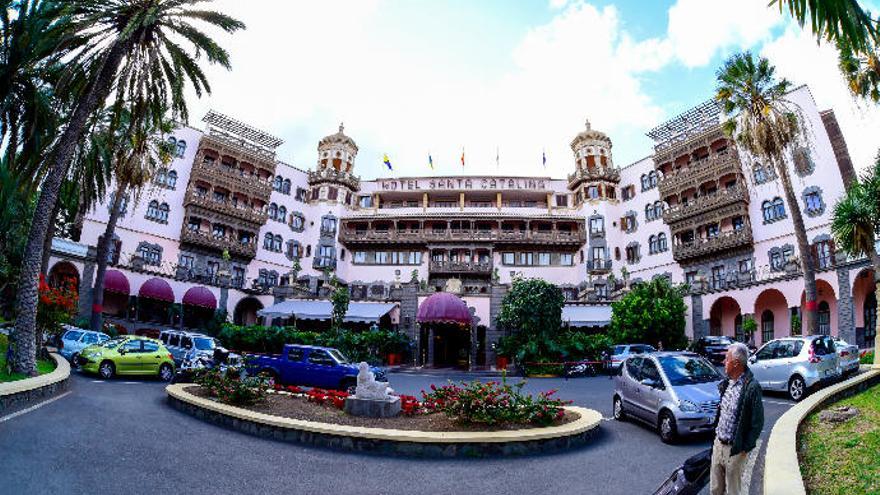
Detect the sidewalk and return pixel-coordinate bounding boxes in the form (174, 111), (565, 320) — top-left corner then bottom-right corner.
(387, 365), (518, 378)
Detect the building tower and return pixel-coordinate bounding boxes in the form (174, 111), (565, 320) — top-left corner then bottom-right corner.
(567, 119), (620, 200)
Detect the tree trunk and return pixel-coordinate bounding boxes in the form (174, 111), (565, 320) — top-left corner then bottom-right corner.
(777, 164), (818, 335)
(91, 183), (126, 332)
(11, 40), (130, 375)
(40, 200), (62, 277)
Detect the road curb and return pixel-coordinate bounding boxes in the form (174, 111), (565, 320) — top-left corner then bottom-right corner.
(166, 383), (602, 457)
(763, 366), (880, 495)
(0, 353), (70, 413)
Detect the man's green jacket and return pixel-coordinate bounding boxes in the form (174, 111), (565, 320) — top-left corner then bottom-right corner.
(714, 368), (764, 455)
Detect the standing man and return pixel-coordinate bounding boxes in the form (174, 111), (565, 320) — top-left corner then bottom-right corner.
(711, 342), (764, 495)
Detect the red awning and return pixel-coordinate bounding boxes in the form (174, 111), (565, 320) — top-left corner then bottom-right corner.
(417, 292), (471, 325)
(138, 278), (174, 303)
(182, 286), (217, 309)
(103, 270), (130, 295)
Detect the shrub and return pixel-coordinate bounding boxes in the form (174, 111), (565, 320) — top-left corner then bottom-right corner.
(860, 350), (875, 365)
(421, 378), (570, 426)
(194, 365), (268, 406)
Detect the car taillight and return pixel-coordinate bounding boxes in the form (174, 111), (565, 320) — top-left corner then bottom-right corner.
(168, 354), (174, 360)
(840, 351), (849, 357)
(58, 341), (63, 349)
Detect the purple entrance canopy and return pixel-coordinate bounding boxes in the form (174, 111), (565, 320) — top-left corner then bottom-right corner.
(182, 286), (217, 309)
(138, 278), (174, 303)
(417, 292), (471, 325)
(103, 270), (130, 295)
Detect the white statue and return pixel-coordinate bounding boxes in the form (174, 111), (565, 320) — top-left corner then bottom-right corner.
(354, 362), (394, 400)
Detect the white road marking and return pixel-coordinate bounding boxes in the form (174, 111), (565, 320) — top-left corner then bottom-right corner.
(0, 391), (72, 424)
(763, 400), (794, 406)
(90, 380), (105, 383)
(740, 438), (763, 494)
(123, 382), (139, 384)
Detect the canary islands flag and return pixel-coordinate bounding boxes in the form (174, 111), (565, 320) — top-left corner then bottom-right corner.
(428, 153), (434, 170)
(383, 153), (392, 171)
(542, 149), (547, 167)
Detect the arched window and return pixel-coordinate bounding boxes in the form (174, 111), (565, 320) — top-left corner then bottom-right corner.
(286, 240), (301, 260)
(268, 203), (277, 220)
(282, 179), (291, 195)
(158, 203), (169, 223)
(735, 314), (744, 342)
(267, 270), (279, 287)
(290, 213), (305, 232)
(772, 198), (786, 220)
(645, 204), (654, 221)
(818, 301), (831, 335)
(649, 235), (657, 254)
(258, 269), (268, 286)
(657, 233), (667, 252)
(156, 168), (167, 187)
(273, 176), (283, 191)
(761, 310), (775, 344)
(263, 233), (274, 250)
(762, 201), (774, 222)
(753, 164), (766, 184)
(167, 171), (177, 189)
(146, 200), (160, 220)
(641, 174), (649, 191)
(273, 235), (282, 252)
(649, 171), (658, 188)
(277, 206), (286, 222)
(167, 136), (177, 148)
(176, 140), (186, 158)
(654, 201), (664, 219)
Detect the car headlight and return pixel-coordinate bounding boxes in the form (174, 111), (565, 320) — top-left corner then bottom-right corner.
(679, 400), (700, 413)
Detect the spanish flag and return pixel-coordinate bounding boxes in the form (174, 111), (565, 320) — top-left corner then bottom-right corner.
(461, 148), (465, 168)
(428, 153), (434, 170)
(383, 153), (392, 171)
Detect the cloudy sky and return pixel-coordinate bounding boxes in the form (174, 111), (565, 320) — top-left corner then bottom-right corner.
(185, 0), (880, 180)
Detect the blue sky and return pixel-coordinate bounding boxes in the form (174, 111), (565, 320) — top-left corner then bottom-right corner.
(188, 0), (880, 179)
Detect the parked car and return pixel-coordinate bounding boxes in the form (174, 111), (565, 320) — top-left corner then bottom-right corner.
(609, 344), (657, 371)
(692, 335), (737, 364)
(249, 344), (386, 390)
(613, 352), (723, 443)
(749, 335), (839, 401)
(158, 330), (219, 365)
(78, 336), (175, 381)
(832, 338), (860, 376)
(59, 327), (110, 363)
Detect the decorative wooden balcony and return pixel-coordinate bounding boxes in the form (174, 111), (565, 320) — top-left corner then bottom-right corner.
(180, 228), (257, 259)
(183, 190), (269, 225)
(308, 168), (360, 191)
(191, 156), (274, 198)
(662, 186), (749, 225)
(587, 259), (612, 273)
(657, 151), (741, 197)
(567, 166), (621, 189)
(338, 227), (586, 246)
(673, 229), (753, 263)
(429, 260), (493, 275)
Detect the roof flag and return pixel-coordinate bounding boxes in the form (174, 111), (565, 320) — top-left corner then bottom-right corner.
(428, 153), (434, 170)
(496, 146), (500, 168)
(383, 153), (392, 171)
(542, 149), (547, 167)
(461, 148), (465, 168)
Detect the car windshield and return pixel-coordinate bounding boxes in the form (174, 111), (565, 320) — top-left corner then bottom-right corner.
(328, 349), (348, 364)
(657, 355), (721, 386)
(612, 346), (626, 355)
(63, 330), (83, 341)
(706, 336), (734, 345)
(193, 337), (215, 351)
(101, 338), (124, 349)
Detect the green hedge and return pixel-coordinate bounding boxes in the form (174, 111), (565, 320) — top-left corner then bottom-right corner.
(216, 324), (412, 365)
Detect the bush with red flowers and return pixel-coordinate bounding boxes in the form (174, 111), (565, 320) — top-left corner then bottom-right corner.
(398, 394), (421, 416)
(306, 388), (349, 410)
(36, 274), (78, 346)
(194, 366), (269, 406)
(421, 378), (570, 426)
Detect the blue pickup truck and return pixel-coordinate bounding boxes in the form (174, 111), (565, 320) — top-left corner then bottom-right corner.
(249, 344), (386, 390)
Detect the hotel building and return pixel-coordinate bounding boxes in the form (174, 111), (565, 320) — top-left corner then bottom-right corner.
(48, 85), (877, 368)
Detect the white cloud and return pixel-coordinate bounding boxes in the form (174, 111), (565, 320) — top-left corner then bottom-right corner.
(761, 27), (880, 173)
(666, 0), (781, 67)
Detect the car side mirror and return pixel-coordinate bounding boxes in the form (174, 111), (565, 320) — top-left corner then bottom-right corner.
(748, 355), (757, 364)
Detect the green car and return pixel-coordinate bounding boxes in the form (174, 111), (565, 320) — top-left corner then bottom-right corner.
(79, 336), (175, 381)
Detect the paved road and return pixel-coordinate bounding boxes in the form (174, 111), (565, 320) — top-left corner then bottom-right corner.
(0, 370), (795, 495)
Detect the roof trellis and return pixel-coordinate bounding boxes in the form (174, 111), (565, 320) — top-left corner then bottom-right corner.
(203, 110), (284, 150)
(646, 99), (722, 149)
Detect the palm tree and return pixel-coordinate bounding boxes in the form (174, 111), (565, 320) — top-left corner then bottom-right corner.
(90, 107), (173, 332)
(716, 52), (820, 334)
(832, 155), (880, 368)
(9, 0), (244, 375)
(838, 40), (880, 103)
(771, 0), (878, 53)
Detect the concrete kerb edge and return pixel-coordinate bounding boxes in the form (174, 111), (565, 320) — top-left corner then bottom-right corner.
(166, 383), (602, 456)
(0, 353), (69, 396)
(763, 366), (880, 495)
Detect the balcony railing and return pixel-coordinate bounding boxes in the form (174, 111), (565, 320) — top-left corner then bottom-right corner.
(180, 228), (257, 259)
(567, 167), (621, 188)
(192, 157), (273, 197)
(308, 168), (360, 190)
(184, 191), (268, 225)
(587, 259), (612, 272)
(662, 186), (749, 224)
(673, 228), (753, 262)
(658, 151), (740, 196)
(338, 228), (586, 245)
(429, 260), (492, 274)
(313, 257), (337, 270)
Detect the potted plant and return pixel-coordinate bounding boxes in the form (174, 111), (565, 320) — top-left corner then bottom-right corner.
(217, 249), (232, 286)
(742, 316), (757, 344)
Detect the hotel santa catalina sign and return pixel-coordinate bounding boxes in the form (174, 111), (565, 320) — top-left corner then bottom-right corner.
(379, 177), (549, 192)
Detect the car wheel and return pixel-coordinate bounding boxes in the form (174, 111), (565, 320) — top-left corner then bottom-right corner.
(613, 396), (626, 421)
(788, 375), (806, 402)
(159, 363), (174, 382)
(659, 411), (678, 444)
(99, 361), (115, 379)
(71, 353), (81, 370)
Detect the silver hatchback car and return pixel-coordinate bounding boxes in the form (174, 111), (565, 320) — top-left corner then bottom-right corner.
(613, 352), (723, 443)
(749, 335), (839, 401)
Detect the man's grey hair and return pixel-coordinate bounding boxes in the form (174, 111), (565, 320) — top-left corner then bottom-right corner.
(729, 342), (750, 366)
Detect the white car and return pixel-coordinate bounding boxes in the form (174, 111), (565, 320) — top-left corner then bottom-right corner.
(749, 335), (839, 401)
(832, 338), (860, 376)
(59, 327), (110, 363)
